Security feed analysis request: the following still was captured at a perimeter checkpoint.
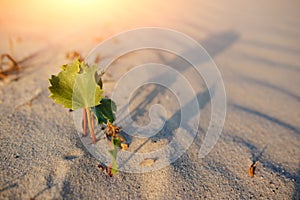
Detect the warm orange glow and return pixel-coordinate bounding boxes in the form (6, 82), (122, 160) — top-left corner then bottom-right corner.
(0, 0), (183, 39)
(1, 0), (122, 25)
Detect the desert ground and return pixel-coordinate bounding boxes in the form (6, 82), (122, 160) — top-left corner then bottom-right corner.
(0, 0), (299, 199)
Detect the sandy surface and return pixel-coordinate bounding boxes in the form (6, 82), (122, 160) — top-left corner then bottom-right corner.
(0, 0), (300, 199)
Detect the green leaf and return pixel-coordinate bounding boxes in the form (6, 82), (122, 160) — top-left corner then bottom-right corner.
(49, 60), (103, 110)
(92, 98), (116, 124)
(108, 137), (122, 174)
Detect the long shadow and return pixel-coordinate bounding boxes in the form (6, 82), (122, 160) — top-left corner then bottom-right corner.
(238, 53), (300, 72)
(239, 75), (300, 102)
(121, 30), (238, 125)
(233, 104), (300, 135)
(118, 86), (214, 169)
(292, 165), (300, 200)
(156, 84), (214, 141)
(0, 183), (18, 193)
(0, 44), (57, 82)
(17, 48), (47, 65)
(201, 31), (239, 56)
(229, 135), (300, 198)
(29, 172), (58, 200)
(231, 135), (268, 163)
(242, 39), (300, 56)
(60, 180), (74, 200)
(117, 30), (238, 168)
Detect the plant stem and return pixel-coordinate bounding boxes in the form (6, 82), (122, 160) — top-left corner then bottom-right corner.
(86, 108), (96, 143)
(91, 112), (94, 131)
(83, 108), (87, 136)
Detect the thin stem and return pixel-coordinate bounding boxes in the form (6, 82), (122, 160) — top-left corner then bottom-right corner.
(82, 108), (87, 136)
(86, 108), (96, 143)
(91, 113), (94, 132)
(0, 54), (20, 72)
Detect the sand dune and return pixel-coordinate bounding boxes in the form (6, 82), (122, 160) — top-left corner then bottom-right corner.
(0, 0), (299, 199)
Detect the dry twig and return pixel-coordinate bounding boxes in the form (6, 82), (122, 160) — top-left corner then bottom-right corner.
(249, 161), (258, 177)
(0, 53), (20, 79)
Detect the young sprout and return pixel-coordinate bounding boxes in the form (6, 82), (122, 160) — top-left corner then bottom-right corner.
(49, 59), (127, 175)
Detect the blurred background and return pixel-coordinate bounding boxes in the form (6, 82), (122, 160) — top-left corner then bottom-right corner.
(0, 0), (299, 199)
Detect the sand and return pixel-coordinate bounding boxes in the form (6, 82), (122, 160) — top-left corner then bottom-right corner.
(0, 0), (299, 199)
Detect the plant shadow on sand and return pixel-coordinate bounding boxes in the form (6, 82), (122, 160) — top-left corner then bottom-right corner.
(237, 75), (300, 102)
(111, 30), (299, 199)
(115, 30), (239, 169)
(0, 45), (56, 82)
(227, 135), (300, 199)
(232, 104), (300, 135)
(231, 104), (300, 198)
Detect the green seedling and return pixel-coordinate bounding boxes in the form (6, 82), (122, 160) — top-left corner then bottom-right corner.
(49, 59), (126, 175)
